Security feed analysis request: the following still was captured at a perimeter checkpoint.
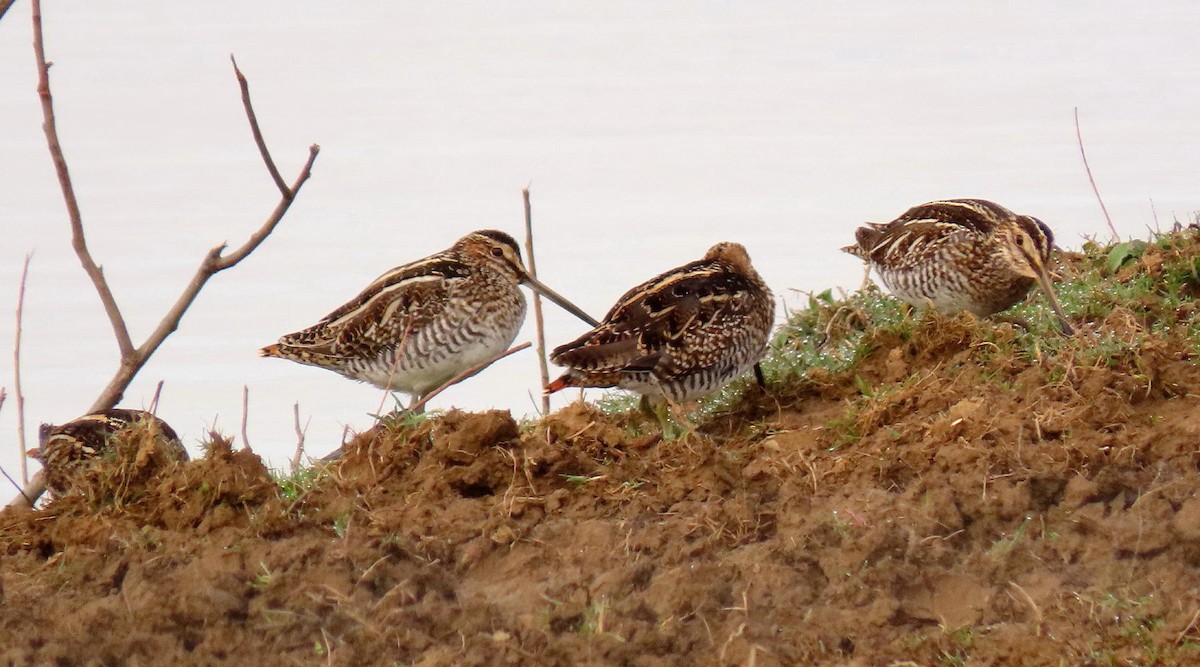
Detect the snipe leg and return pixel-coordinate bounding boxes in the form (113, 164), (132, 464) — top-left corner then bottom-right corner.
(408, 394), (426, 415)
(753, 363), (766, 390)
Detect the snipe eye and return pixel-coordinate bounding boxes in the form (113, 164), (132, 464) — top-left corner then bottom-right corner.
(491, 247), (504, 257)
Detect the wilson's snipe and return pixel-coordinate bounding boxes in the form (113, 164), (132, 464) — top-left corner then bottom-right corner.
(843, 199), (1074, 334)
(261, 230), (597, 407)
(545, 242), (774, 428)
(32, 409), (186, 495)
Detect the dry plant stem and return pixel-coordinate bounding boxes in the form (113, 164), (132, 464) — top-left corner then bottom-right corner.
(409, 342), (532, 415)
(374, 318), (413, 418)
(0, 464), (30, 507)
(0, 386), (29, 504)
(522, 187), (552, 416)
(291, 402), (307, 469)
(148, 379), (164, 414)
(1074, 107), (1118, 241)
(319, 342), (533, 463)
(10, 6), (319, 510)
(14, 253), (31, 484)
(241, 384), (252, 451)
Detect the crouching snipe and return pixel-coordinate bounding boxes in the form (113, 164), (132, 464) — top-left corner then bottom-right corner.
(843, 198), (1074, 334)
(32, 409), (186, 497)
(545, 242), (774, 435)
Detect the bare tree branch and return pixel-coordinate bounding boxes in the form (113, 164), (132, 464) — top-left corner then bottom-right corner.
(0, 0), (17, 27)
(230, 55), (290, 198)
(8, 4), (320, 510)
(33, 0), (135, 358)
(86, 124), (317, 413)
(522, 186), (552, 417)
(319, 342), (533, 463)
(13, 253), (31, 484)
(1074, 107), (1119, 241)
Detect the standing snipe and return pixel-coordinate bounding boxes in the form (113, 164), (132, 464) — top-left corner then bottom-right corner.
(843, 199), (1074, 334)
(261, 230), (597, 408)
(545, 241), (775, 429)
(32, 409), (186, 495)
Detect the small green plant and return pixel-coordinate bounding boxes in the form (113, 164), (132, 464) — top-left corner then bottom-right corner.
(250, 561), (273, 591)
(560, 474), (605, 487)
(273, 465), (324, 503)
(911, 626), (974, 666)
(596, 392), (640, 415)
(1106, 240), (1148, 273)
(988, 516), (1032, 558)
(578, 599), (623, 642)
(332, 514), (350, 540)
(372, 406), (436, 430)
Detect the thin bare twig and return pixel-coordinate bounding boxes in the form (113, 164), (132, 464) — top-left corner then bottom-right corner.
(1176, 608), (1200, 646)
(14, 253), (31, 484)
(1074, 107), (1118, 241)
(0, 465), (30, 507)
(230, 55), (290, 199)
(148, 380), (164, 414)
(523, 186), (551, 416)
(319, 342), (533, 462)
(2, 386), (35, 506)
(291, 402), (308, 470)
(409, 342), (532, 414)
(9, 5), (319, 510)
(241, 384), (252, 451)
(374, 318), (413, 418)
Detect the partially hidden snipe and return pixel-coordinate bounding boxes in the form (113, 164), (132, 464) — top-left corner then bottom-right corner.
(32, 409), (186, 496)
(261, 230), (597, 407)
(843, 198), (1074, 334)
(545, 241), (775, 413)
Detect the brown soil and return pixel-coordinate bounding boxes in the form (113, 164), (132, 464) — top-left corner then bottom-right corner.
(6, 301), (1200, 664)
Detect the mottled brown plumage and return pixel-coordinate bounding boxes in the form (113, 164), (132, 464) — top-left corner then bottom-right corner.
(261, 230), (596, 406)
(843, 199), (1073, 333)
(31, 409), (186, 496)
(546, 242), (775, 404)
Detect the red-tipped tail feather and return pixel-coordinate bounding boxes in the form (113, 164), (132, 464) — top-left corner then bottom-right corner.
(543, 373), (572, 395)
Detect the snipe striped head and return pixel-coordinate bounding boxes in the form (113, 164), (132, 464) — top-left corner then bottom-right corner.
(261, 230), (596, 407)
(844, 199), (1073, 334)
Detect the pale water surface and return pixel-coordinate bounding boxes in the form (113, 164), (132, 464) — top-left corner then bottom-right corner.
(1, 2), (1198, 479)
